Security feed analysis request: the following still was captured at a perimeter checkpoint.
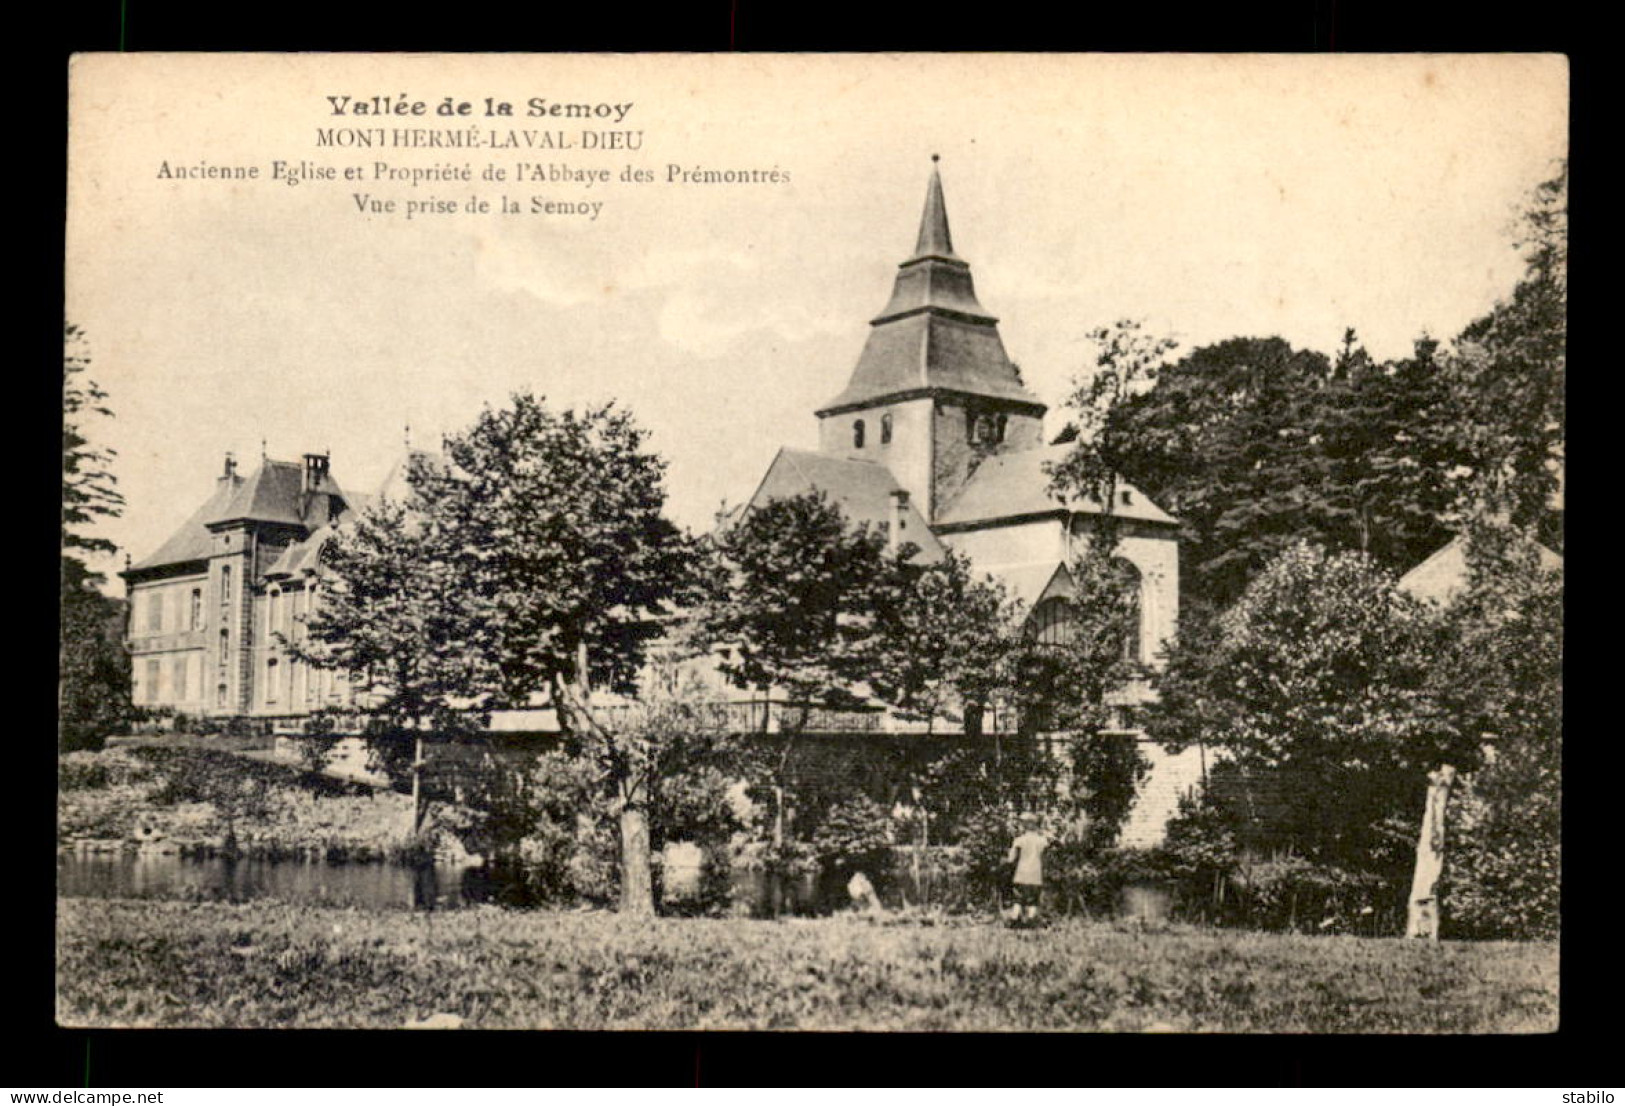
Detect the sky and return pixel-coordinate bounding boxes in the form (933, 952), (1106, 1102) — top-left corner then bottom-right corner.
(66, 54), (1568, 589)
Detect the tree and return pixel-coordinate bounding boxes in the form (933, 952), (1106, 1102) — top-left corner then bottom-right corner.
(1147, 542), (1468, 869)
(1046, 318), (1177, 545)
(1102, 336), (1332, 608)
(696, 490), (892, 713)
(61, 325), (133, 751)
(62, 325), (125, 572)
(1444, 162), (1566, 541)
(286, 469), (488, 834)
(1432, 524), (1562, 938)
(856, 548), (1021, 734)
(1308, 332), (1469, 571)
(418, 393), (697, 915)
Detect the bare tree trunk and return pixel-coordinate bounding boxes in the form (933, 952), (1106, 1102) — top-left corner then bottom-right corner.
(410, 732), (425, 836)
(1406, 764), (1457, 939)
(619, 798), (655, 916)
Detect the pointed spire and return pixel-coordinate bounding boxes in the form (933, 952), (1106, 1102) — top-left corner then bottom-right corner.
(912, 154), (957, 260)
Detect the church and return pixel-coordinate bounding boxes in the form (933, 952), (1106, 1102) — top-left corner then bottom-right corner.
(120, 161), (1198, 843)
(740, 161), (1180, 716)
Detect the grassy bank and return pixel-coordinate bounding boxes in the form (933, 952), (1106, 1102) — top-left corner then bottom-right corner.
(58, 745), (475, 864)
(56, 898), (1556, 1031)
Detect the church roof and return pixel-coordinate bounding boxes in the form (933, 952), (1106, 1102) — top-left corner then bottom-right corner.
(817, 162), (1044, 417)
(934, 443), (1178, 528)
(744, 448), (946, 561)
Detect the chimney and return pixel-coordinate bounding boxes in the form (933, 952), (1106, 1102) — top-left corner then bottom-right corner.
(221, 452), (237, 481)
(889, 489), (910, 551)
(302, 452), (331, 495)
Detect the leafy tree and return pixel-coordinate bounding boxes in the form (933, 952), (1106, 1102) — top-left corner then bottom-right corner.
(1046, 318), (1177, 544)
(1433, 523), (1562, 938)
(1000, 550), (1151, 846)
(286, 473), (487, 834)
(1308, 332), (1469, 571)
(1106, 336), (1333, 608)
(60, 325), (133, 750)
(1444, 162), (1566, 541)
(1147, 541), (1468, 868)
(417, 393), (698, 915)
(696, 490), (892, 713)
(857, 549), (1021, 734)
(62, 325), (125, 571)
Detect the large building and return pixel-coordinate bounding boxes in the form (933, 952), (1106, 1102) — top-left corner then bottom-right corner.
(742, 162), (1180, 708)
(121, 449), (431, 721)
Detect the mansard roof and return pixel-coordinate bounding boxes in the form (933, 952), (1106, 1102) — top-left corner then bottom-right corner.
(817, 162), (1045, 417)
(743, 447), (945, 561)
(933, 443), (1177, 529)
(126, 455), (353, 576)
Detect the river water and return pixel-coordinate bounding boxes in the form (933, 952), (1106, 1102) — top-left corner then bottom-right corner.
(56, 851), (821, 914)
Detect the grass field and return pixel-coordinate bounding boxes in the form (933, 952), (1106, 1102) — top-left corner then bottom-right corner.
(56, 898), (1557, 1032)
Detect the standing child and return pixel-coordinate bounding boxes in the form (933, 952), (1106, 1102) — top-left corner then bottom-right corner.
(1006, 813), (1049, 928)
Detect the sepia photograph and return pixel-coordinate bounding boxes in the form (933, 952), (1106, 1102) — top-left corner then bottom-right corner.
(59, 52), (1565, 1033)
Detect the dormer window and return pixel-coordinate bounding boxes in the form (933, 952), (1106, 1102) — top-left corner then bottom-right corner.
(995, 414), (1007, 443)
(880, 413), (893, 445)
(853, 419), (866, 449)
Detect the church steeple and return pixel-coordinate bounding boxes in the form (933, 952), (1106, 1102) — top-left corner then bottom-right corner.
(817, 159), (1042, 416)
(913, 155), (957, 260)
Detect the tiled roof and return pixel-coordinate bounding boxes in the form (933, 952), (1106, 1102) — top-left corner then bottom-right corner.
(935, 443), (1178, 528)
(817, 165), (1043, 416)
(744, 448), (945, 561)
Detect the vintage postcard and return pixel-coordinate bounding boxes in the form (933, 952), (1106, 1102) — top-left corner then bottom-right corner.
(60, 53), (1565, 1032)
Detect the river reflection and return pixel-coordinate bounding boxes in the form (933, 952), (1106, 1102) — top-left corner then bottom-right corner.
(59, 852), (917, 915)
(58, 852), (480, 912)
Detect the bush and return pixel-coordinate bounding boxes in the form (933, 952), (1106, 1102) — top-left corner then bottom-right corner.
(1441, 769), (1559, 940)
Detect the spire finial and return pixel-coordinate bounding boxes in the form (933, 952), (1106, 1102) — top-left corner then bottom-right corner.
(931, 152), (940, 163)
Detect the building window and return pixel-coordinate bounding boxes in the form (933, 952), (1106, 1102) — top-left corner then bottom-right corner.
(172, 655), (189, 701)
(216, 682), (228, 707)
(218, 628), (229, 666)
(190, 588), (203, 631)
(853, 419), (866, 449)
(221, 565), (232, 605)
(995, 414), (1007, 443)
(1027, 598), (1077, 647)
(265, 657), (279, 704)
(145, 659), (161, 705)
(146, 591), (164, 634)
(880, 413), (893, 445)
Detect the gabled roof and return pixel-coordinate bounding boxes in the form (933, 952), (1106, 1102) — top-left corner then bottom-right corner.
(743, 448), (945, 561)
(934, 443), (1177, 528)
(1398, 534), (1563, 606)
(991, 561), (1075, 612)
(817, 162), (1044, 416)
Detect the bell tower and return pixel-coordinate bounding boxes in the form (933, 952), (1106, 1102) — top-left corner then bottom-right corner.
(815, 157), (1046, 522)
